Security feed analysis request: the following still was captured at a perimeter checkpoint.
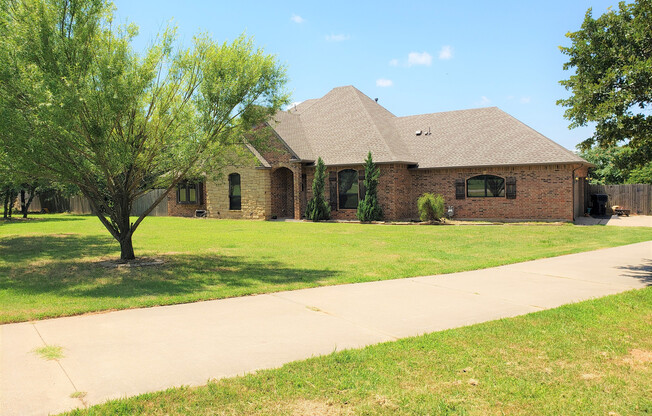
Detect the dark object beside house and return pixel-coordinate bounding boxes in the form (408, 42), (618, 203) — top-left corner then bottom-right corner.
(612, 206), (630, 216)
(590, 194), (608, 216)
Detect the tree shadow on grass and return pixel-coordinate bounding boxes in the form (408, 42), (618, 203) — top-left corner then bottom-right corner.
(0, 234), (117, 263)
(0, 234), (338, 301)
(0, 216), (87, 227)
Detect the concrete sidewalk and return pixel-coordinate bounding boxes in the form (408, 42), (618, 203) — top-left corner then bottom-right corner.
(2, 242), (651, 416)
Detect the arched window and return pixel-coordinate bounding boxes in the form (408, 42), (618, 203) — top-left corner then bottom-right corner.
(467, 175), (505, 197)
(338, 169), (359, 209)
(229, 173), (241, 210)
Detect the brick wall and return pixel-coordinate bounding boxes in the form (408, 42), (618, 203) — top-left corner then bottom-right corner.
(302, 163), (582, 221)
(205, 166), (271, 219)
(170, 142), (584, 222)
(409, 164), (582, 221)
(167, 182), (206, 217)
(270, 167), (294, 218)
(303, 163), (411, 221)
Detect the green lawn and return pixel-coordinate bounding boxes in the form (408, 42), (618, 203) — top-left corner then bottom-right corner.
(64, 288), (652, 415)
(1, 214), (650, 323)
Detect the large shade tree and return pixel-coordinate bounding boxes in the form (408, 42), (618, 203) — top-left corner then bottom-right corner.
(558, 0), (652, 169)
(0, 0), (289, 259)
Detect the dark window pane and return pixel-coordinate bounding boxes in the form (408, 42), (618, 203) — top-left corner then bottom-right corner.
(229, 173), (241, 210)
(486, 177), (505, 197)
(188, 183), (197, 203)
(338, 169), (358, 209)
(467, 177), (486, 197)
(230, 196), (241, 211)
(467, 175), (505, 198)
(178, 183), (187, 202)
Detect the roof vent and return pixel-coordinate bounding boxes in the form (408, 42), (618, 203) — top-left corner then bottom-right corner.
(374, 98), (378, 103)
(415, 130), (422, 136)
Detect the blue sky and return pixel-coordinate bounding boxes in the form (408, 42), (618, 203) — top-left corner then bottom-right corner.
(113, 0), (618, 151)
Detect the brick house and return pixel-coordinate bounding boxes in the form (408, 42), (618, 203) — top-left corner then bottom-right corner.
(169, 85), (590, 221)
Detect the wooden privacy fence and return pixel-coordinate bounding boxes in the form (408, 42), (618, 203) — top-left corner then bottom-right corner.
(131, 189), (169, 217)
(588, 184), (651, 215)
(28, 189), (168, 216)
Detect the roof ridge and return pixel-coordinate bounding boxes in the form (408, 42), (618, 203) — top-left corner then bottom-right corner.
(397, 106), (499, 120)
(293, 98), (319, 114)
(349, 87), (414, 163)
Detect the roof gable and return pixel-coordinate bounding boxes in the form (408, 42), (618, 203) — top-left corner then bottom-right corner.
(268, 86), (586, 168)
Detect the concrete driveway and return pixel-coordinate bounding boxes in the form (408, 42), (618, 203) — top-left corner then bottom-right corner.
(1, 241), (651, 416)
(575, 214), (652, 227)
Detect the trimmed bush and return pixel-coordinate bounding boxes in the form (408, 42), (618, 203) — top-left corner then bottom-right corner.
(356, 151), (383, 222)
(305, 157), (330, 221)
(417, 193), (445, 223)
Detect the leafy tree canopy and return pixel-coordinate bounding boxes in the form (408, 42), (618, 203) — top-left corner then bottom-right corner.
(0, 0), (289, 258)
(580, 144), (652, 184)
(558, 0), (652, 167)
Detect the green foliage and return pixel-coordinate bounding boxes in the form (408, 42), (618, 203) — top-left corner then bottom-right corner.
(558, 0), (652, 167)
(417, 193), (445, 223)
(0, 0), (289, 258)
(32, 345), (64, 361)
(580, 146), (628, 184)
(356, 151), (382, 222)
(0, 150), (20, 218)
(626, 161), (652, 184)
(305, 157), (330, 221)
(580, 145), (652, 184)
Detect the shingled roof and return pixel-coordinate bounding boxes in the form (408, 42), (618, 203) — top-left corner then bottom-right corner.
(268, 86), (586, 168)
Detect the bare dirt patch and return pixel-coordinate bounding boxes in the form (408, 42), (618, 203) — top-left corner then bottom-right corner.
(98, 258), (165, 268)
(288, 399), (351, 416)
(621, 349), (652, 369)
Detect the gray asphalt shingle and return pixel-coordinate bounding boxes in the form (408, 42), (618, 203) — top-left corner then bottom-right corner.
(269, 86), (586, 168)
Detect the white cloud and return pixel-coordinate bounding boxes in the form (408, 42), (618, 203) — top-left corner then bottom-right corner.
(476, 96), (491, 106)
(325, 34), (350, 42)
(407, 51), (432, 66)
(376, 78), (393, 87)
(389, 59), (399, 67)
(520, 97), (531, 104)
(290, 14), (305, 24)
(439, 45), (453, 60)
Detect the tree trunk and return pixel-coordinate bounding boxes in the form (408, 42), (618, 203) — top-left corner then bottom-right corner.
(2, 192), (7, 219)
(7, 191), (15, 218)
(119, 233), (135, 261)
(21, 187), (36, 219)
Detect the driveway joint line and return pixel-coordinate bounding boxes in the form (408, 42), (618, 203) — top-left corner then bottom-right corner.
(31, 323), (80, 393)
(269, 293), (400, 341)
(407, 278), (547, 311)
(504, 269), (640, 287)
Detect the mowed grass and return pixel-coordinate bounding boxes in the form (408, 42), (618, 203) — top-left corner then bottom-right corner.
(1, 214), (650, 323)
(64, 288), (652, 416)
